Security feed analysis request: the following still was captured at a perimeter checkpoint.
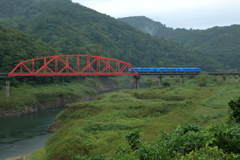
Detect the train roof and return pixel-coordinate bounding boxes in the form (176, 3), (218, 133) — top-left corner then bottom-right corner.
(132, 68), (201, 69)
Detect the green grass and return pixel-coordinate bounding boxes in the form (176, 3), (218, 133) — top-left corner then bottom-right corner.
(27, 148), (46, 160)
(0, 76), (132, 111)
(40, 83), (240, 160)
(0, 83), (96, 111)
(201, 85), (240, 108)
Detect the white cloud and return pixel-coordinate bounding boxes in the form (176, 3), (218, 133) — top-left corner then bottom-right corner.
(72, 0), (240, 29)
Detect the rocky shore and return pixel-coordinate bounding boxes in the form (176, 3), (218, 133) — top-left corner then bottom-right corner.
(3, 153), (31, 160)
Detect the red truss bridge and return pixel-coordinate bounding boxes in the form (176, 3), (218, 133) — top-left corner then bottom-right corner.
(8, 55), (138, 77)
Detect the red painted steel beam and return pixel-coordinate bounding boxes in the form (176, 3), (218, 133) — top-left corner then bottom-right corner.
(8, 55), (138, 77)
(8, 73), (137, 76)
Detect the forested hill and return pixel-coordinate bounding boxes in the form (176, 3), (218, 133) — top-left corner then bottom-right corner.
(119, 16), (190, 38)
(180, 26), (240, 70)
(119, 16), (240, 70)
(0, 0), (223, 71)
(0, 24), (57, 72)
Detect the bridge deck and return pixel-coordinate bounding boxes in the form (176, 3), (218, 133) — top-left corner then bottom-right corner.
(2, 72), (240, 77)
(138, 72), (240, 76)
(0, 72), (8, 77)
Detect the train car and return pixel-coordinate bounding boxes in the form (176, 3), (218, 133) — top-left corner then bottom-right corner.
(129, 68), (156, 73)
(129, 68), (201, 73)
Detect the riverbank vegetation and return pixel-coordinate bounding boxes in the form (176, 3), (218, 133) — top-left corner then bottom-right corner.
(0, 76), (130, 112)
(0, 83), (96, 111)
(27, 76), (240, 159)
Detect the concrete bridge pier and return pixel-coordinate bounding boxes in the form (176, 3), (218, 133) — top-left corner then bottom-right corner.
(133, 75), (140, 89)
(180, 75), (184, 86)
(158, 76), (163, 86)
(221, 75), (225, 85)
(6, 77), (11, 97)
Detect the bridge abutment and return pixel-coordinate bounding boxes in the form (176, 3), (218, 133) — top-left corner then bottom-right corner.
(6, 77), (11, 97)
(133, 75), (140, 89)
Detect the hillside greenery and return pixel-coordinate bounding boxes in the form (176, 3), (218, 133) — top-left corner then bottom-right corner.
(0, 24), (85, 85)
(0, 0), (223, 71)
(26, 75), (240, 159)
(119, 16), (240, 70)
(118, 16), (189, 38)
(0, 24), (57, 72)
(0, 83), (96, 111)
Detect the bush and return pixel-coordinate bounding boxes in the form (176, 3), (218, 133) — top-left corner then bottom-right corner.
(144, 79), (155, 88)
(228, 96), (240, 122)
(162, 82), (170, 87)
(209, 124), (240, 154)
(195, 74), (211, 86)
(175, 123), (202, 135)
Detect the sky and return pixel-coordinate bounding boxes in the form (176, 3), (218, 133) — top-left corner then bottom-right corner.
(71, 0), (240, 30)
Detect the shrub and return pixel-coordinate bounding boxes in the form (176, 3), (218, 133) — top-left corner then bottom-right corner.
(228, 96), (240, 122)
(125, 130), (141, 150)
(175, 124), (202, 135)
(195, 74), (211, 86)
(209, 124), (240, 154)
(144, 79), (155, 88)
(162, 82), (170, 87)
(158, 124), (206, 156)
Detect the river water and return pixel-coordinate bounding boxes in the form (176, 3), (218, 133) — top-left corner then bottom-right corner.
(0, 107), (64, 159)
(0, 84), (140, 159)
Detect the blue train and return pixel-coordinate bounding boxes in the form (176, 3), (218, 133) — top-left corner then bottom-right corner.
(129, 68), (202, 73)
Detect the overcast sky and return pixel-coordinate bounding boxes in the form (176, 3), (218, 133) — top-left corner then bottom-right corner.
(71, 0), (240, 29)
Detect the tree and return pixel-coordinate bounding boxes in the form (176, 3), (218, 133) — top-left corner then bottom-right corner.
(162, 82), (170, 87)
(195, 74), (211, 86)
(215, 76), (224, 85)
(144, 79), (155, 88)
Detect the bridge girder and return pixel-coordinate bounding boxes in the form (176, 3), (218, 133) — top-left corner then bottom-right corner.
(8, 55), (138, 77)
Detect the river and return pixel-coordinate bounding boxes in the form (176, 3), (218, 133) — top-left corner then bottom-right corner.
(0, 107), (64, 159)
(0, 84), (142, 159)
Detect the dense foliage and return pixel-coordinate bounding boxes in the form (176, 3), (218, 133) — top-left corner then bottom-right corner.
(0, 0), (222, 71)
(0, 24), (80, 85)
(0, 24), (57, 72)
(119, 16), (240, 70)
(228, 96), (240, 122)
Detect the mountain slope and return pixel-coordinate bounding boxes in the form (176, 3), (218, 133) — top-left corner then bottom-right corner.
(0, 24), (71, 85)
(0, 24), (57, 72)
(196, 28), (240, 70)
(169, 25), (240, 49)
(119, 16), (240, 70)
(0, 0), (223, 71)
(119, 16), (189, 38)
